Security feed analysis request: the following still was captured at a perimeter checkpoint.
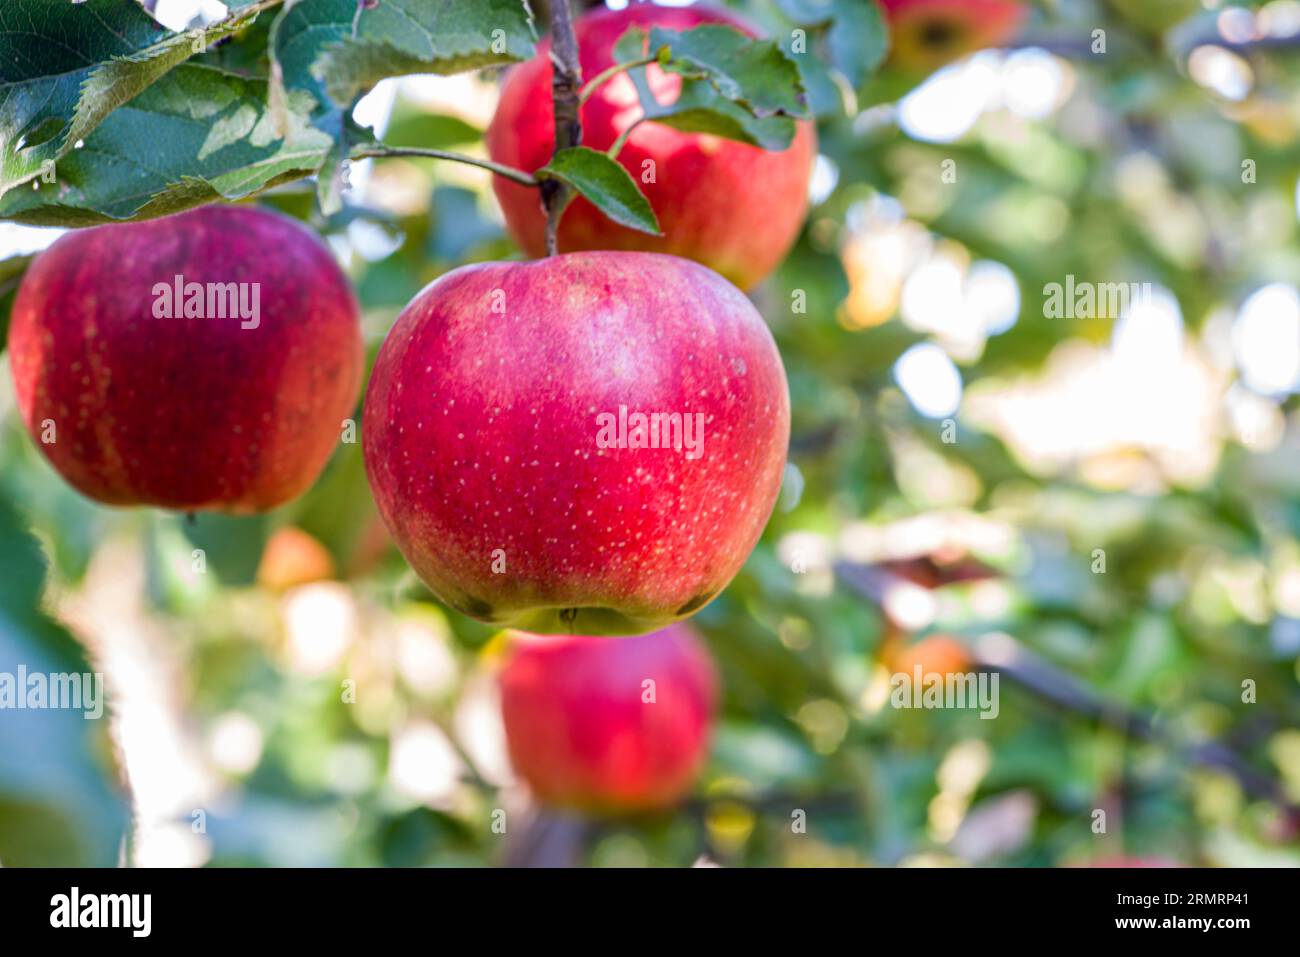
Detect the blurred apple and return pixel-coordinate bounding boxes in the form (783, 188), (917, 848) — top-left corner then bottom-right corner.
(498, 624), (718, 814)
(887, 633), (972, 677)
(881, 0), (1027, 71)
(257, 527), (336, 590)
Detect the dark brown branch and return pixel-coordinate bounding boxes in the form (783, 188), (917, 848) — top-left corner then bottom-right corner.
(542, 0), (583, 256)
(971, 632), (1297, 814)
(501, 809), (590, 868)
(836, 559), (1300, 822)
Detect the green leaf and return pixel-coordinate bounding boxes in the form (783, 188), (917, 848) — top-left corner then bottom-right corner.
(0, 0), (275, 201)
(536, 147), (660, 236)
(612, 25), (801, 150)
(785, 47), (845, 118)
(647, 25), (810, 119)
(773, 0), (889, 94)
(314, 111), (378, 217)
(0, 254), (33, 354)
(0, 492), (129, 866)
(271, 0), (536, 116)
(267, 0), (532, 215)
(642, 86), (800, 151)
(0, 63), (332, 227)
(429, 186), (503, 261)
(177, 513), (272, 588)
(384, 113), (483, 151)
(203, 7), (279, 77)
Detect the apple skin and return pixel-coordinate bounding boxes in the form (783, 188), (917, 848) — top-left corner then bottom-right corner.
(498, 624), (719, 814)
(880, 0), (1027, 71)
(8, 205), (363, 512)
(361, 251), (790, 636)
(485, 3), (817, 291)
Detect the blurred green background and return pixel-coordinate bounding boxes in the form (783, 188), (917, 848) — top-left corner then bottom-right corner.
(2, 0), (1300, 867)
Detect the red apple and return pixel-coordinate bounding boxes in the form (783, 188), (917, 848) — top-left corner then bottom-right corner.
(498, 624), (719, 813)
(361, 250), (789, 635)
(8, 205), (363, 512)
(485, 3), (817, 291)
(881, 0), (1027, 71)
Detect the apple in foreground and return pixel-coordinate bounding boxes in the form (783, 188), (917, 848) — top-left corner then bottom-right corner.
(485, 3), (817, 291)
(8, 205), (363, 512)
(361, 251), (790, 635)
(498, 624), (718, 813)
(880, 0), (1027, 71)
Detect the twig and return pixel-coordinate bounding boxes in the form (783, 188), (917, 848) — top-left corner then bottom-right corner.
(349, 144), (538, 187)
(542, 0), (584, 256)
(607, 115), (648, 160)
(836, 560), (1300, 821)
(419, 708), (496, 793)
(579, 55), (658, 106)
(971, 632), (1298, 814)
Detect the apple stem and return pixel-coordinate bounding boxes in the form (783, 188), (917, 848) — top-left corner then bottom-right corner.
(542, 0), (584, 257)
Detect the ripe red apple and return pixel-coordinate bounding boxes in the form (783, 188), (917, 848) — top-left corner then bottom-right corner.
(485, 3), (817, 291)
(880, 0), (1027, 71)
(361, 250), (789, 635)
(498, 624), (718, 813)
(8, 205), (363, 512)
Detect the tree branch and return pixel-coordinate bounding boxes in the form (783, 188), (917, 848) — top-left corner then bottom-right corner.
(542, 0), (584, 256)
(835, 559), (1300, 823)
(970, 632), (1298, 815)
(502, 809), (589, 867)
